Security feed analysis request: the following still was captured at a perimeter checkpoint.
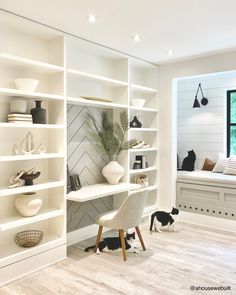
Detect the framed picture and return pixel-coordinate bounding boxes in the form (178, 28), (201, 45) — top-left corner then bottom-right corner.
(70, 174), (82, 191)
(67, 165), (72, 194)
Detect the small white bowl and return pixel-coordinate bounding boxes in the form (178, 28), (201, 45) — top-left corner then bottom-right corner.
(14, 79), (39, 93)
(131, 99), (145, 108)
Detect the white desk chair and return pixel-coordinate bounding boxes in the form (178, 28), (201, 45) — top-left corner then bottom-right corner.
(95, 189), (148, 261)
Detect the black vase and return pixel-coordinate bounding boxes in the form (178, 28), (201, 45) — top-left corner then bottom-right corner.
(31, 100), (46, 124)
(130, 116), (142, 128)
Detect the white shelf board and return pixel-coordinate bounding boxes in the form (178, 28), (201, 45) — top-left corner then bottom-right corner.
(0, 153), (64, 162)
(131, 84), (158, 94)
(147, 185), (159, 191)
(0, 53), (64, 74)
(0, 234), (64, 268)
(0, 180), (64, 196)
(67, 182), (140, 202)
(67, 96), (128, 110)
(0, 208), (64, 231)
(130, 167), (157, 174)
(130, 147), (158, 153)
(129, 106), (157, 113)
(68, 68), (128, 87)
(0, 122), (64, 129)
(0, 87), (64, 101)
(129, 127), (157, 132)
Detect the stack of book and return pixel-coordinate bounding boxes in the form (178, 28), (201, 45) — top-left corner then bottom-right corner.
(8, 113), (33, 124)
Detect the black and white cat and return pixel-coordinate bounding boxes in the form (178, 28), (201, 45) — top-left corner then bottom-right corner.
(150, 207), (179, 233)
(84, 232), (138, 253)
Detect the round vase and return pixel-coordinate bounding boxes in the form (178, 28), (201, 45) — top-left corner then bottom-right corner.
(102, 161), (125, 185)
(130, 116), (142, 128)
(15, 192), (42, 217)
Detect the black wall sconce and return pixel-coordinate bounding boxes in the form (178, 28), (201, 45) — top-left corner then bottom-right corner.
(193, 83), (208, 108)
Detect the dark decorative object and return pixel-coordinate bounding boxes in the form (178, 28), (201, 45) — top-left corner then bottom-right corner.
(31, 100), (46, 124)
(67, 165), (72, 194)
(130, 116), (142, 128)
(133, 160), (142, 170)
(181, 150), (196, 171)
(20, 171), (40, 185)
(14, 230), (44, 248)
(70, 174), (82, 191)
(135, 155), (146, 169)
(193, 83), (208, 108)
(177, 154), (180, 169)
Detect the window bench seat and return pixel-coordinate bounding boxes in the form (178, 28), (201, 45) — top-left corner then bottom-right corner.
(176, 170), (236, 220)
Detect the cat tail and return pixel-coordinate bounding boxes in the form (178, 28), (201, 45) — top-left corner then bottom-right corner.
(84, 245), (95, 252)
(150, 213), (155, 231)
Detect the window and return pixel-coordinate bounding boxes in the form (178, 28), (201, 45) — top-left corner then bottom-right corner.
(227, 90), (236, 156)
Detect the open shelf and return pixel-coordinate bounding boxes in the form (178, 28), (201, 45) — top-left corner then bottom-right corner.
(67, 96), (128, 110)
(129, 127), (157, 132)
(130, 147), (158, 153)
(0, 208), (64, 231)
(129, 106), (157, 113)
(68, 68), (128, 87)
(0, 53), (64, 74)
(67, 182), (140, 202)
(0, 87), (64, 101)
(0, 123), (64, 129)
(131, 84), (158, 94)
(0, 180), (64, 197)
(0, 153), (64, 162)
(130, 167), (157, 174)
(0, 233), (64, 268)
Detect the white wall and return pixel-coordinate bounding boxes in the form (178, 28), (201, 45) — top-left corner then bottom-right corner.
(177, 72), (236, 169)
(159, 50), (236, 210)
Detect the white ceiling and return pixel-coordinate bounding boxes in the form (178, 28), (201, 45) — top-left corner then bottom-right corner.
(1, 0), (236, 64)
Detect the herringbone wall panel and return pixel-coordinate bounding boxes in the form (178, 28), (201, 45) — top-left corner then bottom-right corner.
(67, 104), (113, 232)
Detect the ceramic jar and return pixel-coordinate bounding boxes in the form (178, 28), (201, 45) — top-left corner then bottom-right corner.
(10, 100), (27, 114)
(130, 116), (142, 128)
(102, 161), (125, 185)
(15, 192), (42, 217)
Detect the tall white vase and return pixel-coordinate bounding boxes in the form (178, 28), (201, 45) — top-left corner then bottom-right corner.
(102, 161), (125, 185)
(15, 192), (42, 217)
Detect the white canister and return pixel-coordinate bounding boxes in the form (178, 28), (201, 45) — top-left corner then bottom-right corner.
(15, 192), (42, 217)
(10, 100), (27, 114)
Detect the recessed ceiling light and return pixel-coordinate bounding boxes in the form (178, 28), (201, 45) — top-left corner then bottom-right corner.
(132, 34), (141, 42)
(88, 14), (96, 23)
(166, 50), (174, 56)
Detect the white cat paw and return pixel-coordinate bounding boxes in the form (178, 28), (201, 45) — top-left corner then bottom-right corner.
(157, 230), (162, 233)
(96, 249), (100, 254)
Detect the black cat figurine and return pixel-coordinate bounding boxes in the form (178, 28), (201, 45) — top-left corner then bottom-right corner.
(181, 149), (196, 171)
(150, 207), (179, 232)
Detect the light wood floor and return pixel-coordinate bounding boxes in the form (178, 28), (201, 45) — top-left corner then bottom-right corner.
(0, 222), (236, 295)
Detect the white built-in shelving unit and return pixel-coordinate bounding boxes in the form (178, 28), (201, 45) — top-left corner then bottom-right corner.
(0, 11), (159, 286)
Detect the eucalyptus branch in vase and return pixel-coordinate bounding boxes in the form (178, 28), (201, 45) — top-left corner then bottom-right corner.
(88, 111), (138, 184)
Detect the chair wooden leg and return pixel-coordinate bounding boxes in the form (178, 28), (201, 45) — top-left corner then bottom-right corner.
(95, 225), (103, 253)
(119, 229), (127, 261)
(135, 226), (146, 251)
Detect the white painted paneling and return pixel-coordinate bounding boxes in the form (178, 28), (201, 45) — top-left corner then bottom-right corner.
(177, 72), (236, 169)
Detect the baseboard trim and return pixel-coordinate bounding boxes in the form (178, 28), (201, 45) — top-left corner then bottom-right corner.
(180, 211), (236, 233)
(67, 224), (110, 246)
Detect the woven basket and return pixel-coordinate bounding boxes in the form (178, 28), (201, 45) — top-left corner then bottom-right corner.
(14, 230), (44, 248)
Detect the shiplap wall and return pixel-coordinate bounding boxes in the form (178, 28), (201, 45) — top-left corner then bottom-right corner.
(177, 72), (236, 169)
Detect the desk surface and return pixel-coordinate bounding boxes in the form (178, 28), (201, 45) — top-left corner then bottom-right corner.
(67, 182), (140, 202)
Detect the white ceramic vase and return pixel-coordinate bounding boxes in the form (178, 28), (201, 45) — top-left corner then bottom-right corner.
(102, 161), (125, 185)
(15, 192), (42, 217)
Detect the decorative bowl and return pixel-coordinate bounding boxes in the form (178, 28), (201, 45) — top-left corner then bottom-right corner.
(14, 230), (44, 248)
(14, 79), (39, 92)
(131, 99), (145, 108)
(20, 172), (41, 186)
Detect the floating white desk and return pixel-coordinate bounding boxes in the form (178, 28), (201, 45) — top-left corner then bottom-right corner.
(67, 182), (140, 202)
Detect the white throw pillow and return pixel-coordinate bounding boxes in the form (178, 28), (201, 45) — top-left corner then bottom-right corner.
(212, 153), (228, 173)
(223, 155), (236, 175)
